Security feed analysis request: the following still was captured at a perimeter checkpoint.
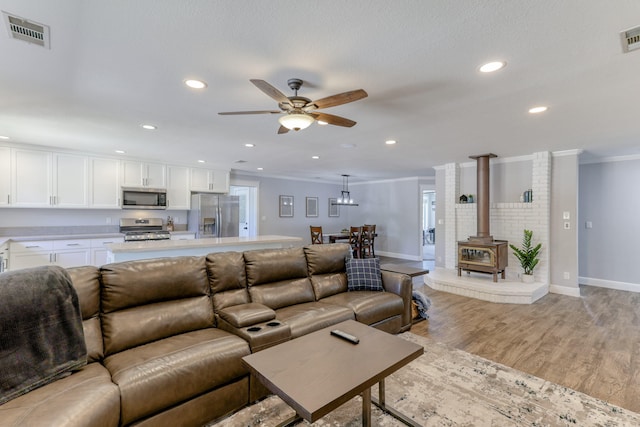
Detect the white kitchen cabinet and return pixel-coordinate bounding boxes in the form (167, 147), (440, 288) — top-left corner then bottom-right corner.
(90, 157), (120, 208)
(0, 147), (10, 206)
(9, 239), (91, 271)
(0, 241), (9, 272)
(90, 237), (124, 266)
(121, 160), (166, 188)
(7, 149), (89, 208)
(166, 165), (190, 209)
(11, 148), (52, 207)
(190, 167), (229, 193)
(52, 153), (89, 207)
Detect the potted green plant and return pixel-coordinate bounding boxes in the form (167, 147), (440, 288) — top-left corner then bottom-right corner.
(509, 229), (541, 283)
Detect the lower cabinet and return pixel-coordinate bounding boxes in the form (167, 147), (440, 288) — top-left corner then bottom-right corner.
(90, 237), (124, 266)
(9, 237), (124, 271)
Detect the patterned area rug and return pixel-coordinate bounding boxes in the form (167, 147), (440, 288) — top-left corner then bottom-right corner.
(213, 332), (640, 426)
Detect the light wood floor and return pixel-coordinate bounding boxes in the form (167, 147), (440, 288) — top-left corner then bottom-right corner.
(407, 280), (640, 413)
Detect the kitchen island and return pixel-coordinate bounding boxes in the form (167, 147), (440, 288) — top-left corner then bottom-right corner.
(105, 235), (303, 263)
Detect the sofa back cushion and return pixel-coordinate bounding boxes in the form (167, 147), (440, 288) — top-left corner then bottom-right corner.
(206, 251), (250, 312)
(244, 247), (314, 309)
(100, 256), (213, 356)
(67, 266), (104, 363)
(304, 243), (351, 299)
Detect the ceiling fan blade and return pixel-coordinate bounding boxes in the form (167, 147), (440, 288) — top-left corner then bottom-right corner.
(218, 110), (282, 115)
(312, 112), (356, 127)
(250, 79), (292, 107)
(277, 125), (290, 134)
(309, 89), (368, 110)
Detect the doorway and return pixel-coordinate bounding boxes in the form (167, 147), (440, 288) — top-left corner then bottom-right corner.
(422, 190), (436, 260)
(230, 184), (258, 237)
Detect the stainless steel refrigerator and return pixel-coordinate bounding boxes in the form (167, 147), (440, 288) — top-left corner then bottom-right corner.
(188, 194), (240, 238)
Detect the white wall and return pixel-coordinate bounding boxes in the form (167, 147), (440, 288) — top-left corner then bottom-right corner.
(579, 157), (640, 290)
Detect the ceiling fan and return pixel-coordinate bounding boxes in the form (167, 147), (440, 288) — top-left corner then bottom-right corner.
(218, 78), (368, 134)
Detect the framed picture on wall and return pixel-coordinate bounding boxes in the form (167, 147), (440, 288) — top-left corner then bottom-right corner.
(306, 197), (318, 217)
(328, 198), (339, 217)
(279, 195), (294, 217)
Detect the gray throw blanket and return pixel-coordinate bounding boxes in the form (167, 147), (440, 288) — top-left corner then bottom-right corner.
(412, 289), (432, 319)
(0, 265), (87, 405)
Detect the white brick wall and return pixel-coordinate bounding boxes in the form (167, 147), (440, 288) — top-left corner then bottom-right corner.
(444, 152), (551, 283)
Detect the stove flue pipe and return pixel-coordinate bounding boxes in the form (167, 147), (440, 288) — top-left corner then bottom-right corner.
(469, 153), (497, 243)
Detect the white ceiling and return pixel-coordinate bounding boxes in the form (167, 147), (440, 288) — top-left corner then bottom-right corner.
(1, 1), (639, 183)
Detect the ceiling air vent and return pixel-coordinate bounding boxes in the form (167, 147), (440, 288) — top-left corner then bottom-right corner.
(621, 25), (640, 53)
(3, 11), (50, 49)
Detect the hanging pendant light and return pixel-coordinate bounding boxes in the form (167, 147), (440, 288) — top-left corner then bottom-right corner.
(332, 174), (359, 206)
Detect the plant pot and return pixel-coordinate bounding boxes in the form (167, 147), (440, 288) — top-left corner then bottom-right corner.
(522, 274), (535, 283)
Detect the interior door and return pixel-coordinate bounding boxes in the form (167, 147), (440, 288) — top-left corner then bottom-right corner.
(230, 186), (252, 237)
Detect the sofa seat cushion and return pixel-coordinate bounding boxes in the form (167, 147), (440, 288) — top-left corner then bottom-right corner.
(103, 328), (250, 426)
(320, 291), (405, 326)
(275, 302), (354, 339)
(0, 363), (120, 427)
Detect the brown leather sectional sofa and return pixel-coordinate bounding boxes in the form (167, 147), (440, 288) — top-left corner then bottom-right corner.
(0, 243), (412, 427)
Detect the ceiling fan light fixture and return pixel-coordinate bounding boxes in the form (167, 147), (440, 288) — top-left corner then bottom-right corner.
(278, 113), (315, 131)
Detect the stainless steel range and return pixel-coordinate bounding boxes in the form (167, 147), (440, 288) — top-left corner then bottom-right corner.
(120, 218), (171, 242)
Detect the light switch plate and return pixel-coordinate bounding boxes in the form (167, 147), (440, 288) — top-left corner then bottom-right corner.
(563, 211), (570, 220)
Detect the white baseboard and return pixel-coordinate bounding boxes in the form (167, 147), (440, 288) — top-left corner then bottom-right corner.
(579, 276), (640, 293)
(376, 250), (422, 261)
(549, 284), (581, 297)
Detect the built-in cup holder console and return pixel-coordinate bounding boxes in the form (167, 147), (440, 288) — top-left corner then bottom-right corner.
(246, 321), (281, 332)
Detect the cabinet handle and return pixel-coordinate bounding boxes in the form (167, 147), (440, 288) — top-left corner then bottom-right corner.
(25, 245), (41, 248)
(7, 195), (9, 204)
(66, 243), (80, 246)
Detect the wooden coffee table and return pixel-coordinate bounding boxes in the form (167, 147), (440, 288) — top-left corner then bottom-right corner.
(242, 320), (424, 426)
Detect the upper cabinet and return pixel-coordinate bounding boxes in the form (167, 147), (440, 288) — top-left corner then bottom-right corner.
(12, 148), (52, 207)
(89, 157), (120, 209)
(166, 165), (190, 209)
(10, 149), (89, 208)
(52, 154), (89, 208)
(190, 167), (230, 193)
(121, 160), (166, 188)
(0, 147), (10, 206)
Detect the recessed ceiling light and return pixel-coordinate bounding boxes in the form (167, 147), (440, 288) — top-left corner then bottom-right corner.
(385, 140), (397, 145)
(317, 120), (328, 125)
(141, 124), (157, 130)
(245, 143), (255, 148)
(257, 167), (264, 171)
(197, 159), (206, 163)
(115, 150), (126, 154)
(479, 61), (506, 73)
(185, 79), (207, 89)
(312, 155), (320, 159)
(0, 135), (9, 140)
(528, 106), (548, 114)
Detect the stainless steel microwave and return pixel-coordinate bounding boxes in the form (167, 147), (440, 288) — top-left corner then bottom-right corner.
(121, 187), (167, 210)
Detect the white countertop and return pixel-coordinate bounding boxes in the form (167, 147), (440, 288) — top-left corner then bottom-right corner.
(106, 235), (303, 253)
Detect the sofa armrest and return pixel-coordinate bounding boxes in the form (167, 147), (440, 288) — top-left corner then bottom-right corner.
(218, 303), (276, 328)
(381, 271), (413, 332)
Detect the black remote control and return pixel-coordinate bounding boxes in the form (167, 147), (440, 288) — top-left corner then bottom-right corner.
(331, 329), (359, 344)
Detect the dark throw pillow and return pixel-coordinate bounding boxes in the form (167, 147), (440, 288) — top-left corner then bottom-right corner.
(345, 257), (384, 291)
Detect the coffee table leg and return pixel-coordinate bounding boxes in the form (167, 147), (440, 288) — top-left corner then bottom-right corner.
(362, 387), (371, 426)
(372, 378), (422, 427)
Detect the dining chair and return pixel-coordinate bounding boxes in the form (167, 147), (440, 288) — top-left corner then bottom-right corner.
(349, 226), (362, 258)
(363, 224), (376, 257)
(360, 225), (374, 258)
(310, 226), (324, 244)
